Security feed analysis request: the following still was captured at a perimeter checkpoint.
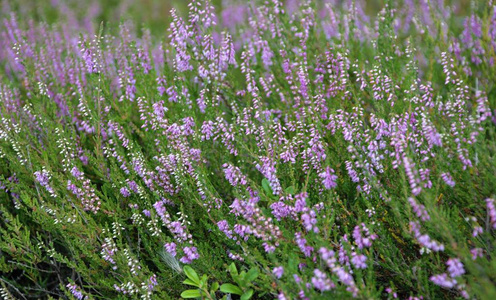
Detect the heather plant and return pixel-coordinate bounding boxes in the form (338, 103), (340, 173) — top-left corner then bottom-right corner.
(0, 0), (496, 299)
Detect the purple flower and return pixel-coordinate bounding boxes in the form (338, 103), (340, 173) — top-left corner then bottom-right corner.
(180, 246), (199, 264)
(334, 265), (356, 288)
(101, 237), (117, 267)
(222, 164), (247, 187)
(410, 221), (444, 252)
(301, 211), (319, 233)
(273, 266), (284, 279)
(34, 169), (55, 195)
(66, 283), (84, 300)
(270, 201), (293, 220)
(470, 248), (483, 260)
(319, 167), (338, 189)
(255, 157), (282, 195)
(441, 172), (455, 187)
(263, 242), (276, 253)
(446, 258), (465, 278)
(128, 181), (139, 193)
(430, 273), (456, 289)
(351, 252), (367, 269)
(71, 167), (83, 179)
(295, 232), (313, 257)
(294, 192), (308, 212)
(147, 274), (158, 291)
(345, 161), (359, 183)
(261, 40), (274, 67)
(169, 10), (193, 73)
(408, 197), (430, 221)
(403, 156), (421, 196)
(472, 226), (483, 237)
(486, 198), (496, 229)
(318, 247), (336, 262)
(386, 287), (398, 299)
(201, 121), (215, 140)
(164, 242), (177, 257)
(157, 76), (166, 96)
(217, 220), (234, 239)
(353, 223), (377, 249)
(293, 274), (302, 284)
(153, 201), (168, 221)
(120, 187), (130, 197)
(311, 269), (334, 291)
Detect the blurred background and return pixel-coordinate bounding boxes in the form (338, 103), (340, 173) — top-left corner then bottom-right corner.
(0, 0), (473, 36)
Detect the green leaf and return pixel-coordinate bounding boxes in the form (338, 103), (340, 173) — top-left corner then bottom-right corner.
(183, 266), (200, 286)
(240, 271), (246, 279)
(240, 289), (254, 300)
(210, 282), (219, 293)
(183, 279), (198, 287)
(228, 263), (238, 277)
(235, 272), (245, 286)
(181, 289), (202, 298)
(245, 268), (259, 282)
(200, 274), (208, 288)
(220, 283), (243, 295)
(261, 178), (272, 194)
(288, 254), (298, 273)
(285, 186), (295, 194)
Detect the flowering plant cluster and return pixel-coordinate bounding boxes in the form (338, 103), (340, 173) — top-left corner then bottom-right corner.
(0, 0), (496, 299)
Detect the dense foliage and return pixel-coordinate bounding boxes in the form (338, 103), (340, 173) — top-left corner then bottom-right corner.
(1, 0), (496, 299)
